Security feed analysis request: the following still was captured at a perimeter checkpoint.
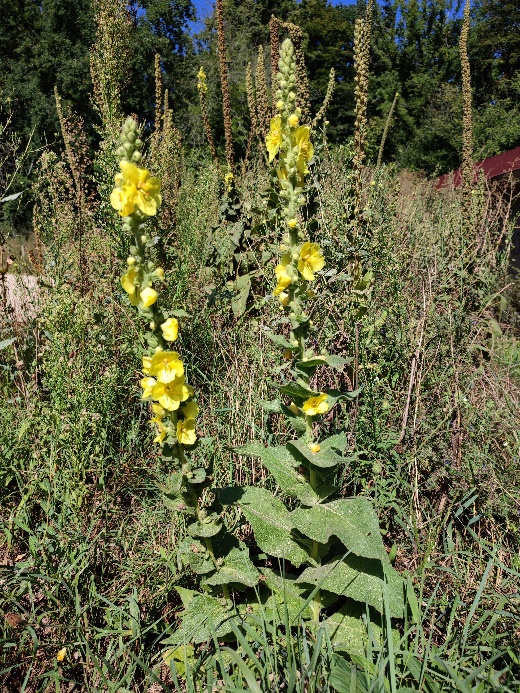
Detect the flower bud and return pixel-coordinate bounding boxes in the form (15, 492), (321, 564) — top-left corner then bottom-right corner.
(134, 138), (143, 149)
(123, 142), (133, 156)
(283, 348), (292, 360)
(287, 218), (298, 229)
(131, 151), (142, 163)
(154, 267), (165, 280)
(127, 256), (136, 266)
(140, 235), (148, 244)
(126, 131), (136, 143)
(276, 100), (285, 111)
(150, 321), (156, 330)
(288, 114), (299, 128)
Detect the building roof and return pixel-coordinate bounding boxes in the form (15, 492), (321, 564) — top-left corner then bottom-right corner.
(436, 146), (520, 189)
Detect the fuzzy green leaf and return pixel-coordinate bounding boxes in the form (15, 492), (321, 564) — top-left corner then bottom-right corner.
(296, 355), (350, 370)
(287, 438), (345, 470)
(323, 601), (383, 656)
(290, 498), (388, 561)
(203, 547), (259, 588)
(265, 332), (294, 350)
(218, 486), (312, 568)
(187, 517), (223, 538)
(278, 381), (317, 401)
(296, 554), (404, 617)
(279, 403), (307, 433)
(234, 441), (318, 505)
(261, 567), (313, 620)
(176, 538), (215, 575)
(172, 589), (236, 644)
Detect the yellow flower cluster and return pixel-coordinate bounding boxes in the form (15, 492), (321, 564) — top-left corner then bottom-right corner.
(112, 116), (198, 450)
(141, 350), (199, 446)
(111, 161), (162, 217)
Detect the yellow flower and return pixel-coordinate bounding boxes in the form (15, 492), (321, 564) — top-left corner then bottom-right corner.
(152, 376), (191, 411)
(294, 126), (314, 176)
(224, 171), (234, 192)
(140, 377), (156, 398)
(288, 114), (299, 128)
(110, 161), (161, 217)
(140, 287), (157, 307)
(274, 252), (292, 296)
(298, 242), (325, 281)
(152, 403), (166, 419)
(56, 648), (67, 663)
(148, 351), (184, 383)
(278, 291), (289, 306)
(308, 442), (321, 453)
(287, 218), (298, 228)
(177, 418), (197, 446)
(302, 393), (329, 416)
(161, 318), (179, 342)
(154, 267), (165, 280)
(121, 266), (139, 294)
(152, 417), (167, 444)
(182, 400), (199, 419)
(266, 116), (283, 161)
(197, 66), (208, 93)
(142, 355), (152, 374)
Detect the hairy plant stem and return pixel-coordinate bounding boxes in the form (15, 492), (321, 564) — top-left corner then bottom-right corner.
(179, 422), (231, 604)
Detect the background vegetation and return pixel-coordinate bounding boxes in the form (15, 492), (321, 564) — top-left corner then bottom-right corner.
(1, 0), (519, 690)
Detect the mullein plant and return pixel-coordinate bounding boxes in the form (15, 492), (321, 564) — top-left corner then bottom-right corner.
(112, 117), (259, 651)
(220, 39), (406, 654)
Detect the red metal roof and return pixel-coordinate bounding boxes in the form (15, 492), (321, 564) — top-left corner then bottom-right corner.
(436, 146), (520, 189)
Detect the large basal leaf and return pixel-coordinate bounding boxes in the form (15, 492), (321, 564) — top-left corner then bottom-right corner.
(261, 567), (314, 621)
(234, 440), (318, 505)
(172, 588), (236, 645)
(323, 601), (382, 656)
(296, 554), (404, 617)
(203, 547), (259, 588)
(290, 498), (389, 561)
(218, 486), (312, 568)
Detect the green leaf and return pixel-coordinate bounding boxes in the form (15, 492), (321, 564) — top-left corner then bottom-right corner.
(172, 589), (236, 644)
(265, 332), (294, 349)
(296, 355), (350, 370)
(176, 538), (215, 575)
(279, 381), (317, 401)
(218, 486), (312, 568)
(279, 403), (307, 434)
(234, 440), (318, 505)
(187, 516), (223, 538)
(290, 498), (389, 561)
(287, 437), (345, 470)
(296, 554), (404, 617)
(203, 547), (259, 588)
(170, 309), (190, 318)
(323, 601), (382, 656)
(231, 275), (251, 317)
(329, 653), (371, 693)
(261, 567), (313, 621)
(326, 388), (363, 407)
